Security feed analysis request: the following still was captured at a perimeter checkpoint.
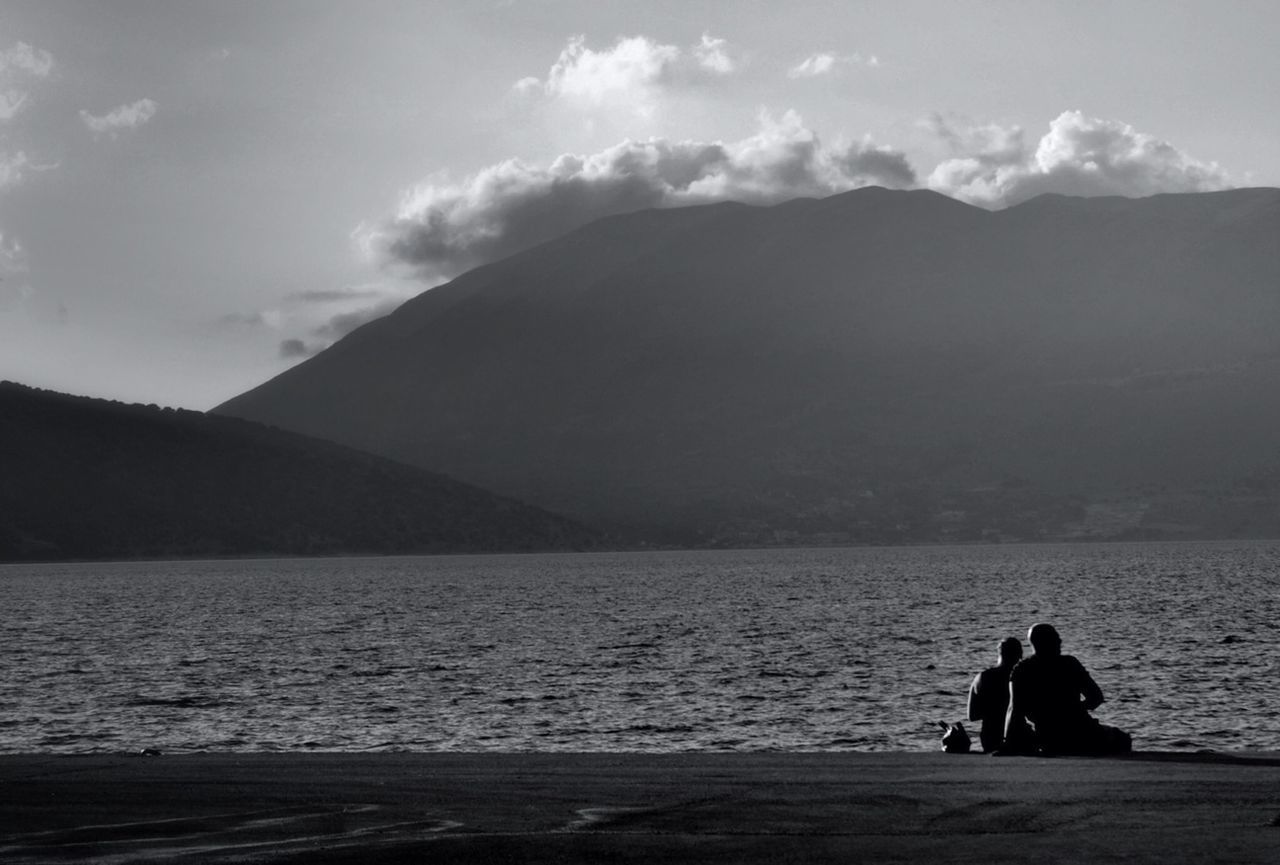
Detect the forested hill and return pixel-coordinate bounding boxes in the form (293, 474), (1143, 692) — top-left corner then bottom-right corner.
(0, 381), (598, 561)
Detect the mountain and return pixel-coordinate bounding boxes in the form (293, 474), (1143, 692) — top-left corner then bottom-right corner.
(0, 382), (598, 561)
(216, 187), (1280, 545)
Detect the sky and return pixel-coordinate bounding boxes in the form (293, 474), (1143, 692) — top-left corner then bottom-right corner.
(1, 0), (1278, 410)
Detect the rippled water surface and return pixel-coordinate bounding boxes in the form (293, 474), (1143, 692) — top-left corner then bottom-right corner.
(2, 542), (1278, 753)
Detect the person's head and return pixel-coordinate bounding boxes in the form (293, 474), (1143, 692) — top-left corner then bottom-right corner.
(997, 637), (1023, 667)
(1027, 623), (1062, 656)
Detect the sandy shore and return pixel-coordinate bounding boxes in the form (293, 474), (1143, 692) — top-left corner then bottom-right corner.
(2, 751), (1278, 863)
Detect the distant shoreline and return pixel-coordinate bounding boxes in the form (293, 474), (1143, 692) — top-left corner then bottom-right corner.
(6, 535), (1280, 567)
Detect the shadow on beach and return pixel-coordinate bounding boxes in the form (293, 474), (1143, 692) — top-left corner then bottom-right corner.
(3, 751), (1280, 864)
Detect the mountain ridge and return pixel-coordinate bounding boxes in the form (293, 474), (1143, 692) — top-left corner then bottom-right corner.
(217, 187), (1280, 545)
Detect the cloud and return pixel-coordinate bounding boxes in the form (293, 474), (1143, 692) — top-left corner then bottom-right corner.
(515, 33), (735, 112)
(0, 40), (53, 122)
(0, 229), (26, 274)
(0, 90), (30, 121)
(0, 41), (52, 306)
(922, 112), (1027, 165)
(0, 42), (53, 78)
(787, 52), (879, 79)
(366, 111), (916, 281)
(534, 35), (678, 103)
(692, 33), (735, 74)
(0, 230), (35, 312)
(222, 281), (409, 360)
(312, 298), (404, 340)
(927, 110), (1231, 207)
(226, 283), (402, 328)
(789, 53), (836, 79)
(1, 40), (55, 187)
(279, 338), (317, 358)
(276, 298), (405, 359)
(0, 149), (30, 189)
(79, 98), (158, 139)
(0, 148), (55, 189)
(341, 107), (1240, 348)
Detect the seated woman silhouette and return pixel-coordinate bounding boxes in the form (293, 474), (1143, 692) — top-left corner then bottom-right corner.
(967, 637), (1023, 753)
(1003, 623), (1131, 755)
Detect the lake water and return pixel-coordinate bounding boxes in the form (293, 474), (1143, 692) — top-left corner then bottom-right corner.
(2, 542), (1277, 754)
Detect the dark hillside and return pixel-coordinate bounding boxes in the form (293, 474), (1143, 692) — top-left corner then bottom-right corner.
(216, 187), (1280, 545)
(0, 382), (598, 561)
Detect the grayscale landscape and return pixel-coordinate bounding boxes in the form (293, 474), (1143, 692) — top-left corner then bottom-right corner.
(2, 3), (1279, 863)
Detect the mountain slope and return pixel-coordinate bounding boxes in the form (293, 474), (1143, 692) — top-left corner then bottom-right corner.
(0, 382), (597, 560)
(216, 187), (1280, 544)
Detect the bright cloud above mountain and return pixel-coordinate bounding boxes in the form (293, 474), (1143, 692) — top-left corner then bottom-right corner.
(364, 106), (1235, 284)
(365, 111), (915, 281)
(928, 110), (1232, 206)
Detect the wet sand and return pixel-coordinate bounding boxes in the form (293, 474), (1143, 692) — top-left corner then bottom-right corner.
(2, 751), (1279, 863)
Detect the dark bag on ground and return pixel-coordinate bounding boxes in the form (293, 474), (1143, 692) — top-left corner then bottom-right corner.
(939, 720), (971, 753)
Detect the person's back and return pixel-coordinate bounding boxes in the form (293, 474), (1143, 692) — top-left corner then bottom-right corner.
(967, 637), (1022, 752)
(1008, 652), (1098, 744)
(1006, 623), (1130, 755)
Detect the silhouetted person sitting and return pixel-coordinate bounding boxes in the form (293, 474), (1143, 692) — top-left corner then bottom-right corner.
(1004, 623), (1131, 756)
(967, 637), (1023, 753)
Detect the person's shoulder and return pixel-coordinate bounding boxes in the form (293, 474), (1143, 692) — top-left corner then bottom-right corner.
(974, 665), (1002, 686)
(1060, 655), (1094, 677)
(1010, 656), (1038, 681)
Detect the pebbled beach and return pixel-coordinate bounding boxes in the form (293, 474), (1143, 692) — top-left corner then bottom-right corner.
(2, 751), (1279, 863)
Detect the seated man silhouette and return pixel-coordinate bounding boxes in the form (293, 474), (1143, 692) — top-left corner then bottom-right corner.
(967, 637), (1023, 753)
(1004, 623), (1131, 755)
